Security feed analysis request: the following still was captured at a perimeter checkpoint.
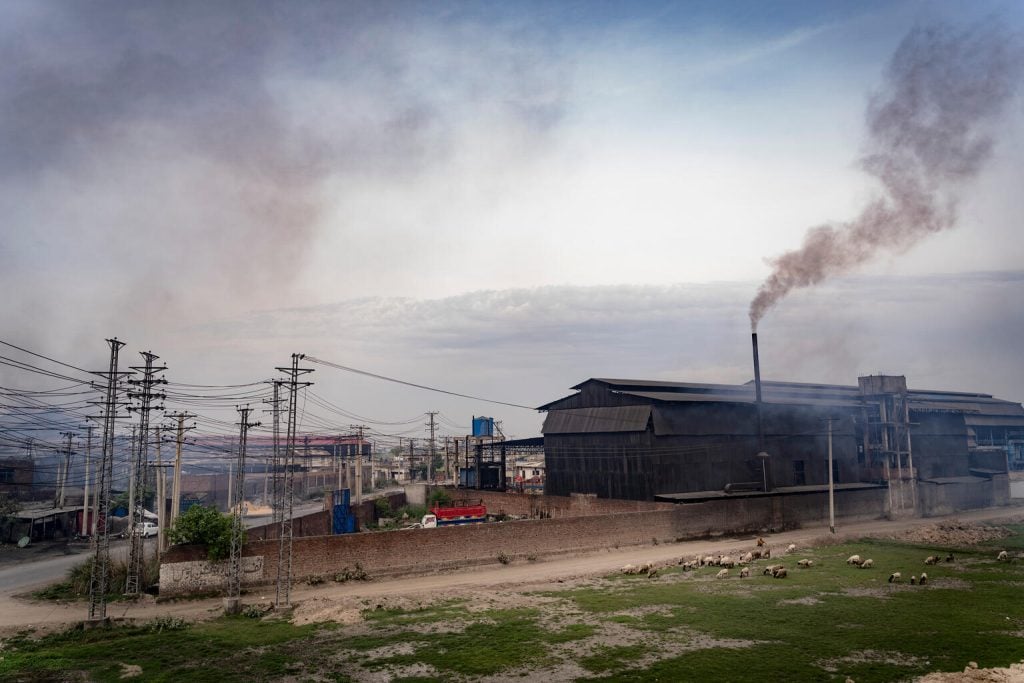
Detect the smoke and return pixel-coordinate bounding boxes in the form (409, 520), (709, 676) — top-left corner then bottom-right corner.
(749, 21), (1023, 330)
(0, 2), (566, 345)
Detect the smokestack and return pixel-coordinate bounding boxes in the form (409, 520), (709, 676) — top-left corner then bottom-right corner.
(751, 333), (763, 404)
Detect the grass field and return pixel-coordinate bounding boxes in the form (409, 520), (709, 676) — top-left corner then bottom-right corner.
(1, 525), (1022, 682)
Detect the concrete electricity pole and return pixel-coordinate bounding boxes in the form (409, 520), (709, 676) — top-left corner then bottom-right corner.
(167, 412), (196, 530)
(226, 405), (260, 614)
(425, 412), (437, 483)
(55, 431), (75, 509)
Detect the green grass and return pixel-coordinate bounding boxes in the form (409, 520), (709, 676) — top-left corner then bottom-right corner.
(3, 525), (1023, 682)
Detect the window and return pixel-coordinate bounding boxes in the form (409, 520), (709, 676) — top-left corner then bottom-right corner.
(0, 468), (14, 483)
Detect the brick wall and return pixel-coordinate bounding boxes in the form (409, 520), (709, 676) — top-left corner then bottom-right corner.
(160, 487), (890, 596)
(433, 487), (675, 518)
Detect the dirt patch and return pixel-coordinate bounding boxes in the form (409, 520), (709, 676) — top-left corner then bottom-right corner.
(819, 648), (929, 673)
(916, 660), (1024, 682)
(841, 587), (893, 599)
(118, 663), (143, 679)
(891, 521), (1016, 548)
(779, 595), (822, 606)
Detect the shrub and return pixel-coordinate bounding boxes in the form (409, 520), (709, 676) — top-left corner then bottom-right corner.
(497, 552), (512, 565)
(167, 505), (236, 561)
(146, 616), (188, 632)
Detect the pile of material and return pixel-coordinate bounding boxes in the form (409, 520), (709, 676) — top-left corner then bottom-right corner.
(892, 521), (1014, 547)
(916, 659), (1024, 682)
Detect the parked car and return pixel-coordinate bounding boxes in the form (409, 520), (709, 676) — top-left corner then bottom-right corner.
(132, 522), (159, 538)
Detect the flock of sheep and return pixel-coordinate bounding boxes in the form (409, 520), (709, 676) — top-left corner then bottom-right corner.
(620, 537), (1016, 584)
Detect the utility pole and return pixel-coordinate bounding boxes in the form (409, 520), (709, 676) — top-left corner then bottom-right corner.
(426, 412), (437, 484)
(167, 412), (195, 530)
(55, 431), (75, 509)
(226, 406), (260, 614)
(352, 425), (367, 506)
(81, 425), (94, 535)
(154, 426), (166, 553)
(262, 381), (284, 524)
(125, 351), (167, 596)
(274, 354), (313, 609)
(87, 338), (130, 623)
(826, 417), (836, 534)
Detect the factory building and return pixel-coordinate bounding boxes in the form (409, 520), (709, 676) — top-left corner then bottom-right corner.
(539, 375), (1023, 511)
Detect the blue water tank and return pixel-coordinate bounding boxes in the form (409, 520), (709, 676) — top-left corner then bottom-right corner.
(472, 416), (494, 437)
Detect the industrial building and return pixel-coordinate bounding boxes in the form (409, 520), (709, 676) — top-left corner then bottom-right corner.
(539, 374), (1023, 513)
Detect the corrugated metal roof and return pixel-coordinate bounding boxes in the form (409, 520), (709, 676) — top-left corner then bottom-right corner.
(542, 406), (651, 434)
(621, 389), (863, 408)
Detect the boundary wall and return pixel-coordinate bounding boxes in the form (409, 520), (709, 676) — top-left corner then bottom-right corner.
(160, 487), (887, 596)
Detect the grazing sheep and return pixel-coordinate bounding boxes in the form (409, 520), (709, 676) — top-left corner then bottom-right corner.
(739, 567), (751, 578)
(919, 572), (928, 585)
(945, 553), (955, 563)
(647, 567), (660, 579)
(888, 572), (902, 583)
(750, 549), (763, 560)
(859, 559), (874, 569)
(639, 562), (653, 573)
(719, 556), (735, 569)
(716, 568), (730, 579)
(702, 555), (715, 567)
(797, 559), (814, 568)
(621, 564), (638, 575)
(997, 550), (1009, 562)
(786, 543), (797, 553)
(846, 554), (863, 566)
(756, 536), (766, 547)
(772, 567), (788, 578)
(763, 564), (783, 576)
(924, 555), (939, 565)
(739, 552), (753, 564)
(763, 548), (771, 559)
(910, 575), (917, 585)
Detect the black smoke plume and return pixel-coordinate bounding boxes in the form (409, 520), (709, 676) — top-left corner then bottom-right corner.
(750, 21), (1022, 330)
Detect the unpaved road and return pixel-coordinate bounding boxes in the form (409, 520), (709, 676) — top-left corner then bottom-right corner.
(2, 505), (1022, 634)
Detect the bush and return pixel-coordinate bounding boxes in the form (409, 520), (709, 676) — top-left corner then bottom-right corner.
(167, 505), (236, 561)
(428, 489), (452, 507)
(497, 552), (512, 565)
(374, 497), (392, 518)
(333, 563), (369, 582)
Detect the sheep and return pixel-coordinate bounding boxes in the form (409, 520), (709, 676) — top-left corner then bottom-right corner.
(910, 575), (917, 585)
(924, 555), (939, 565)
(786, 543), (797, 553)
(719, 555), (735, 569)
(945, 552), (955, 563)
(739, 567), (751, 578)
(772, 567), (788, 578)
(919, 572), (928, 585)
(763, 548), (771, 559)
(846, 554), (863, 566)
(750, 549), (764, 560)
(647, 567), (660, 579)
(739, 552), (753, 564)
(763, 564), (784, 576)
(859, 559), (874, 569)
(997, 550), (1009, 562)
(621, 564), (638, 575)
(797, 559), (814, 568)
(888, 572), (902, 583)
(756, 536), (766, 547)
(716, 568), (730, 579)
(639, 561), (654, 573)
(702, 555), (716, 567)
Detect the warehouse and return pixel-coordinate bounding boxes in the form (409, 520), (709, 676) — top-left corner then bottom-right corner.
(539, 374), (1023, 513)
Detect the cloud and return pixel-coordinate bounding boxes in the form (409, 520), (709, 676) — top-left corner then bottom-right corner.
(187, 273), (1024, 436)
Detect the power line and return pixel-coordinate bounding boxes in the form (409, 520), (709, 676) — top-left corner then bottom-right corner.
(304, 355), (536, 410)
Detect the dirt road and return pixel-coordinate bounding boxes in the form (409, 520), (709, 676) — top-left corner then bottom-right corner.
(2, 505), (1021, 634)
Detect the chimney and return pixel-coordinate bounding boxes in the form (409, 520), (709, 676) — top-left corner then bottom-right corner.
(752, 333), (771, 491)
(751, 333), (763, 404)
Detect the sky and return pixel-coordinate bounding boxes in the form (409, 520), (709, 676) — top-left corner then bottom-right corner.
(2, 0), (1023, 442)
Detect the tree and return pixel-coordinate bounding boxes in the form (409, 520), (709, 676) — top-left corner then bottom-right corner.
(166, 505), (235, 561)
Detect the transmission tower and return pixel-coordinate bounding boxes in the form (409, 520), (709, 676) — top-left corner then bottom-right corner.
(87, 338), (131, 622)
(226, 406), (260, 611)
(274, 354), (312, 608)
(125, 351), (167, 596)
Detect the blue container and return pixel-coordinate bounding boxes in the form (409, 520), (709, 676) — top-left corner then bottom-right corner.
(472, 416), (494, 437)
